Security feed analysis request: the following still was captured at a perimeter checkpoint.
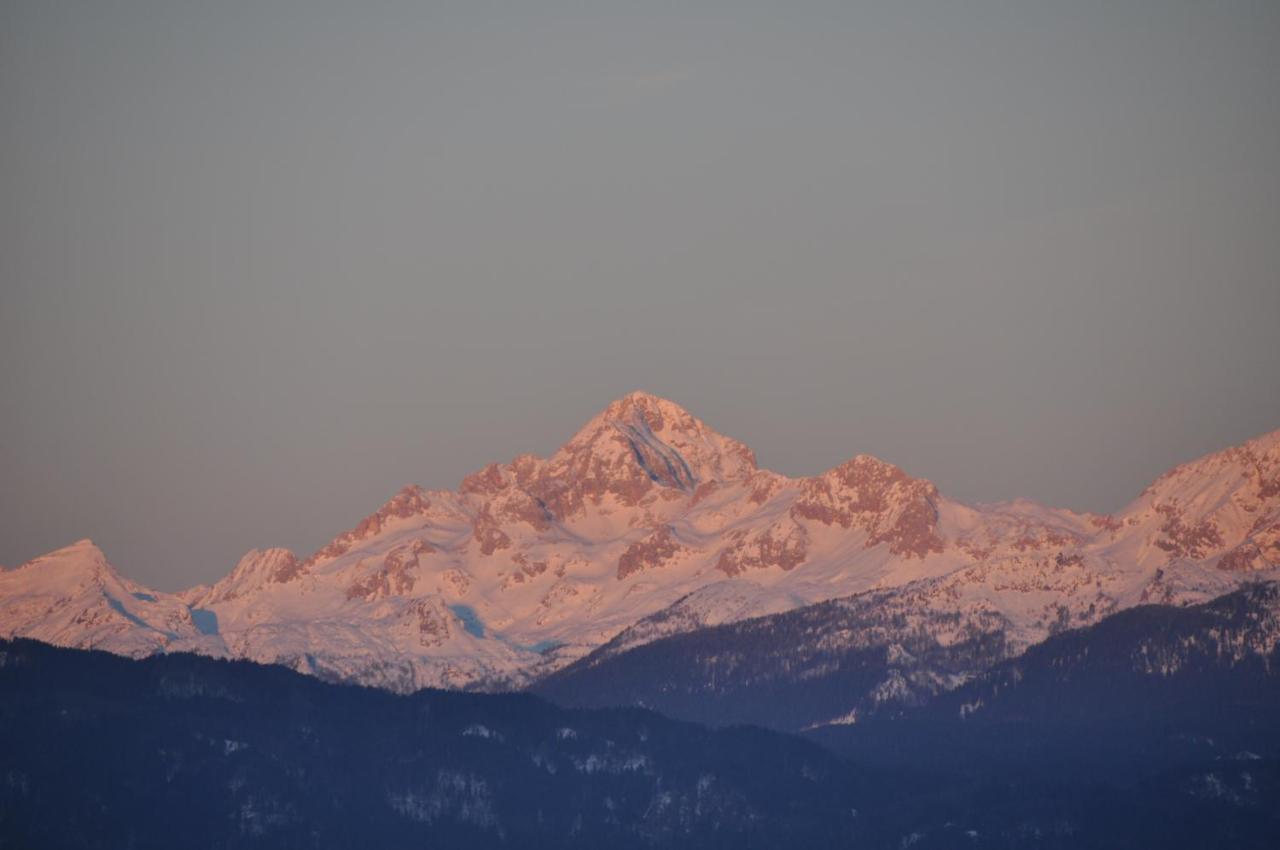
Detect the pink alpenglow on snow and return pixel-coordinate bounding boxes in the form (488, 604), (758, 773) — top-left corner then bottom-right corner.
(2, 391), (1278, 692)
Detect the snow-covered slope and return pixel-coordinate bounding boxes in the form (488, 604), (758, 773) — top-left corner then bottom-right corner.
(3, 392), (1278, 692)
(0, 540), (214, 657)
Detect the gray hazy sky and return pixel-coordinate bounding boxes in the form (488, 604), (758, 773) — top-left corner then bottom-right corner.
(3, 1), (1279, 590)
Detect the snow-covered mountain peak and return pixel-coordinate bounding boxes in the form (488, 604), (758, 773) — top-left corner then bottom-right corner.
(1137, 427), (1280, 500)
(1244, 426), (1280, 453)
(0, 539), (207, 657)
(455, 392), (759, 529)
(598, 390), (708, 427)
(556, 391), (757, 488)
(793, 454), (944, 558)
(302, 484), (447, 569)
(191, 547), (303, 606)
(15, 538), (114, 581)
(603, 389), (690, 420)
(1109, 427), (1280, 572)
(818, 454), (930, 495)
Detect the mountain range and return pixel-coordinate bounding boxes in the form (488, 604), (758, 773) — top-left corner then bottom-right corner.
(3, 581), (1279, 849)
(2, 391), (1278, 719)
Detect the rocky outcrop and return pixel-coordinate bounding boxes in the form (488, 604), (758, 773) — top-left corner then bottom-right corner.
(792, 456), (943, 558)
(304, 485), (437, 566)
(715, 522), (809, 576)
(617, 526), (688, 580)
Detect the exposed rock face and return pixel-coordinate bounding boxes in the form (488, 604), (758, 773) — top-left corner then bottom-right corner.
(791, 456), (943, 558)
(1217, 519), (1280, 572)
(346, 540), (432, 601)
(471, 506), (513, 556)
(514, 392), (757, 522)
(459, 463), (508, 496)
(410, 597), (454, 647)
(305, 485), (437, 566)
(198, 548), (303, 605)
(1126, 429), (1280, 569)
(715, 522), (809, 576)
(1154, 503), (1225, 559)
(462, 464), (552, 532)
(617, 526), (687, 580)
